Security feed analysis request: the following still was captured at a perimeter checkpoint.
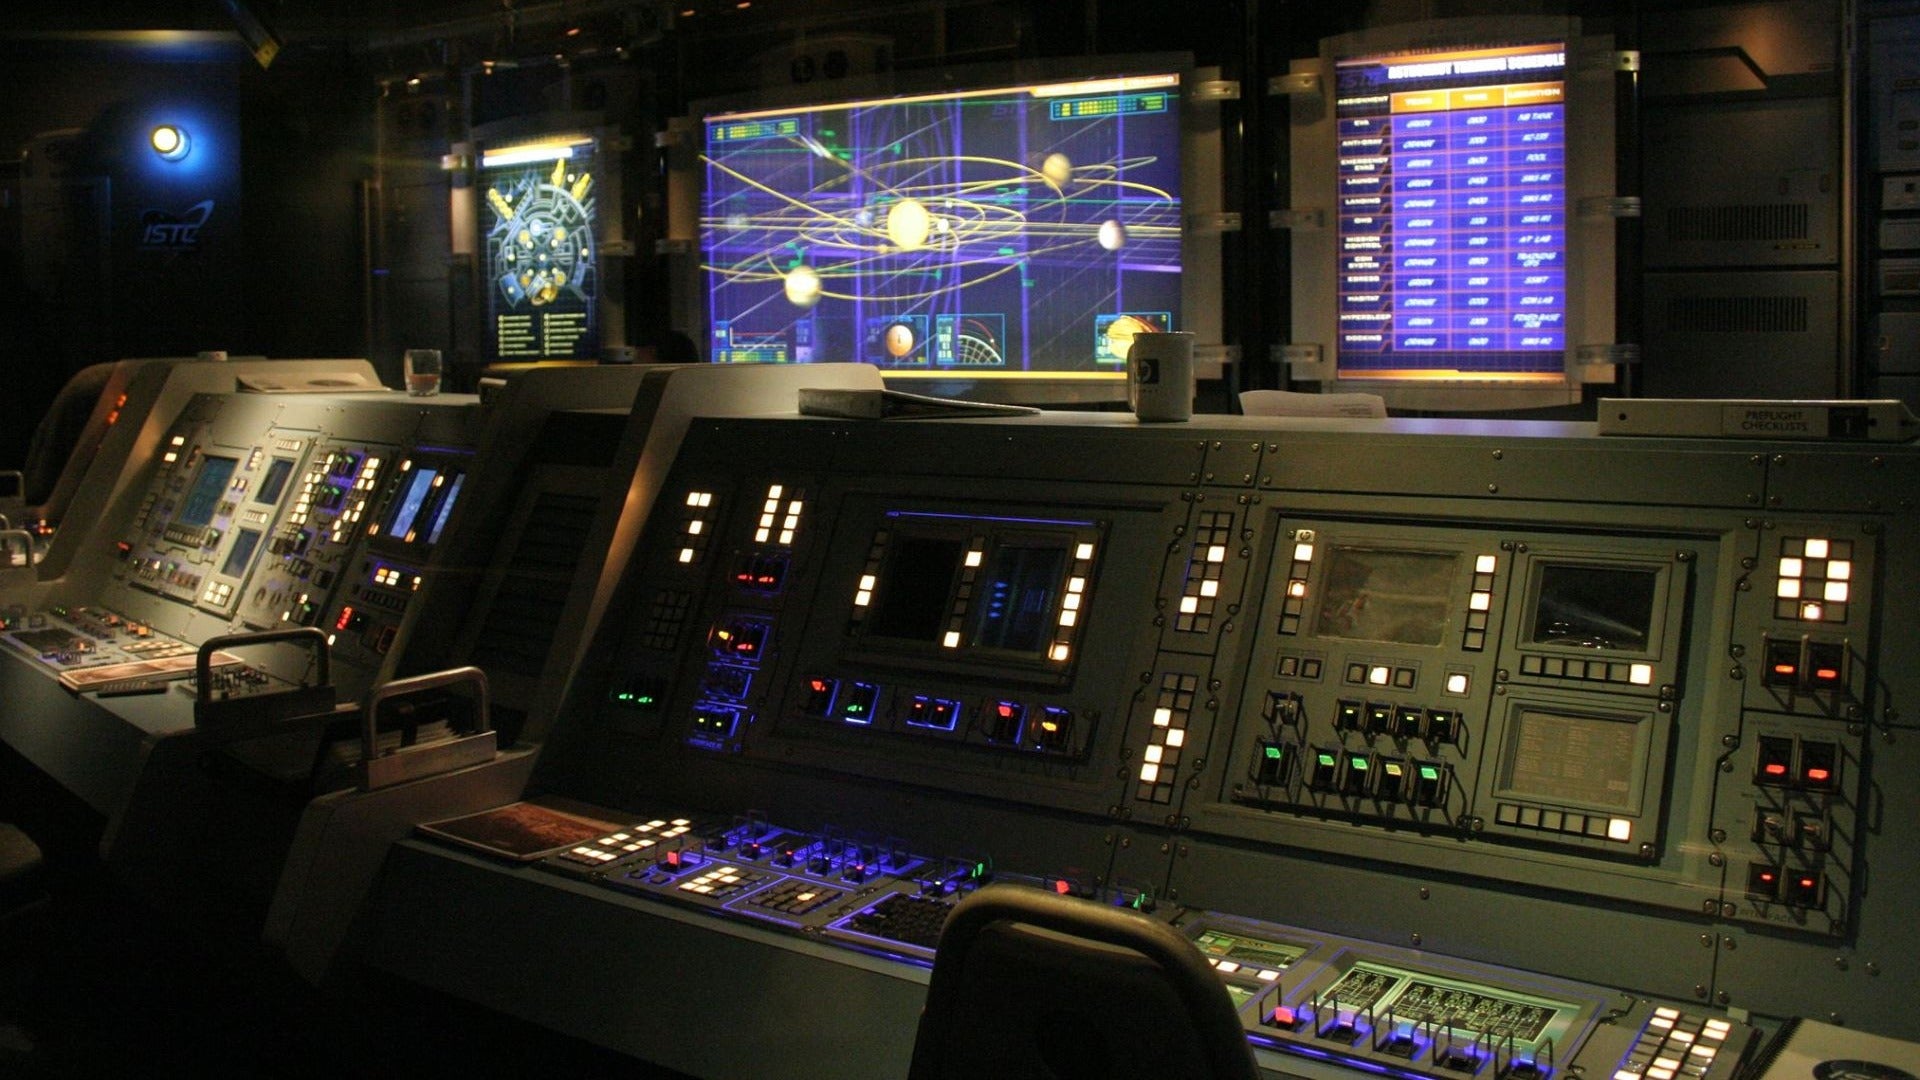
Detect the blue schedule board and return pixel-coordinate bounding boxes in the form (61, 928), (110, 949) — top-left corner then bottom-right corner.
(1333, 42), (1568, 381)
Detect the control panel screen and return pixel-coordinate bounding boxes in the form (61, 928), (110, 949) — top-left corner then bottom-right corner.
(1333, 40), (1569, 381)
(179, 455), (238, 528)
(255, 458), (295, 505)
(424, 474), (464, 545)
(1500, 706), (1641, 811)
(1529, 563), (1657, 652)
(701, 69), (1183, 387)
(387, 468), (440, 540)
(850, 512), (1100, 675)
(1314, 546), (1459, 646)
(221, 527), (263, 578)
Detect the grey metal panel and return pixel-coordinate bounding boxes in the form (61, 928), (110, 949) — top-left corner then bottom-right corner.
(1763, 446), (1920, 512)
(1873, 312), (1920, 375)
(1642, 271), (1841, 398)
(1644, 99), (1839, 268)
(356, 841), (928, 1080)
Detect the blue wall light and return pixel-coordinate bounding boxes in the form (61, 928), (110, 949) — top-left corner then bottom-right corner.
(150, 124), (190, 161)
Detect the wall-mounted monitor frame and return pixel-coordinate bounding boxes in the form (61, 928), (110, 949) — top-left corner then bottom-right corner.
(1287, 16), (1619, 411)
(466, 114), (629, 366)
(666, 54), (1226, 406)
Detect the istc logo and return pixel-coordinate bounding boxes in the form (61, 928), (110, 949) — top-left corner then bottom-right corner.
(140, 200), (214, 249)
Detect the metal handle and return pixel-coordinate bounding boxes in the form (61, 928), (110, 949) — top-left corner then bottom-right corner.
(361, 665), (490, 766)
(0, 528), (34, 567)
(195, 626), (332, 702)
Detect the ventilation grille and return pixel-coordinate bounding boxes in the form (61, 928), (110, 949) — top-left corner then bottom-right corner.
(1667, 204), (1809, 243)
(1663, 296), (1810, 334)
(469, 491), (600, 677)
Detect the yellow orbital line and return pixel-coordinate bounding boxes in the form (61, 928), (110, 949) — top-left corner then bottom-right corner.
(701, 155), (889, 239)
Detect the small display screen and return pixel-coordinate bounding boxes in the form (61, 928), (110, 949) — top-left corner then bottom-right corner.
(1193, 930), (1305, 971)
(425, 474), (465, 545)
(1503, 707), (1639, 810)
(1530, 563), (1658, 651)
(178, 455), (238, 527)
(868, 536), (964, 643)
(1314, 546), (1458, 646)
(387, 468), (440, 540)
(969, 545), (1069, 654)
(221, 527), (263, 578)
(254, 458), (295, 505)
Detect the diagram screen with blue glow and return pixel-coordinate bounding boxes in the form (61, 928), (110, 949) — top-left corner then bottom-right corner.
(701, 73), (1182, 381)
(1333, 42), (1568, 381)
(480, 135), (600, 363)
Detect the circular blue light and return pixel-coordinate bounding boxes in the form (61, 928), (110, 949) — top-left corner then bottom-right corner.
(150, 124), (190, 161)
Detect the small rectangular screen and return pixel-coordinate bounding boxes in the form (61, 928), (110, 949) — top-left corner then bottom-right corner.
(387, 469), (440, 540)
(1530, 564), (1657, 651)
(1503, 707), (1639, 810)
(969, 544), (1068, 654)
(1314, 547), (1458, 646)
(254, 458), (295, 505)
(221, 527), (263, 578)
(701, 71), (1182, 384)
(1332, 41), (1569, 381)
(178, 456), (238, 527)
(868, 536), (964, 643)
(425, 474), (465, 545)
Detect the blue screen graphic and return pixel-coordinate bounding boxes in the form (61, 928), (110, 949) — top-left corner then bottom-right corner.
(702, 73), (1183, 382)
(1333, 42), (1568, 379)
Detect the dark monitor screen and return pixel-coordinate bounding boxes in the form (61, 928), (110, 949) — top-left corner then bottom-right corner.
(221, 527), (263, 578)
(868, 535), (964, 644)
(1314, 546), (1459, 647)
(178, 455), (237, 528)
(254, 458), (295, 505)
(1530, 563), (1657, 652)
(1501, 707), (1640, 811)
(700, 67), (1184, 400)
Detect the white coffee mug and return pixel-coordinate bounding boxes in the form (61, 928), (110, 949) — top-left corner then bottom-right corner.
(1126, 331), (1195, 423)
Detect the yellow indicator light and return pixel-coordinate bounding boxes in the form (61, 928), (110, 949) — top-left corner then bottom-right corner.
(1475, 554), (1497, 573)
(1804, 538), (1829, 558)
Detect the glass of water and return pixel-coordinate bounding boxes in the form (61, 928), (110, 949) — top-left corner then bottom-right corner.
(404, 348), (443, 396)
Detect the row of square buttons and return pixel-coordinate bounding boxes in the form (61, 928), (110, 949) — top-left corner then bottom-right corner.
(1495, 802), (1634, 842)
(1519, 654), (1654, 687)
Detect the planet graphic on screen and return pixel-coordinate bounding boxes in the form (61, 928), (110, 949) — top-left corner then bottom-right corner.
(1041, 151), (1073, 188)
(884, 322), (917, 358)
(784, 264), (824, 308)
(886, 198), (933, 251)
(1097, 219), (1127, 251)
(1104, 314), (1157, 358)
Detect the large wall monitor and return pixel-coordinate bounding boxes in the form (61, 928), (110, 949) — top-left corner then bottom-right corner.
(1288, 17), (1619, 410)
(692, 58), (1215, 404)
(475, 121), (626, 364)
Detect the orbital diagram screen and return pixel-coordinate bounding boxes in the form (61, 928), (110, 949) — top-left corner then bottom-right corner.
(701, 73), (1183, 379)
(1333, 42), (1569, 381)
(480, 135), (601, 363)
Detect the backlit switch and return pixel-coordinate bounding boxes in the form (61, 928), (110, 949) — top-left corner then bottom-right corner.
(1376, 758), (1408, 801)
(1804, 640), (1848, 690)
(1746, 863), (1781, 902)
(1786, 870), (1824, 908)
(1754, 736), (1794, 786)
(1343, 752), (1373, 796)
(1796, 741), (1839, 792)
(1255, 740), (1294, 786)
(1412, 761), (1448, 807)
(1309, 748), (1340, 791)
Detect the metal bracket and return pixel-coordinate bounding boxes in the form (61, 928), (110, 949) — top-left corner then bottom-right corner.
(359, 666), (497, 792)
(1268, 72), (1321, 97)
(1578, 196), (1642, 220)
(600, 240), (637, 257)
(1615, 50), (1641, 73)
(1576, 343), (1641, 366)
(1269, 208), (1327, 230)
(192, 627), (338, 736)
(1191, 79), (1241, 102)
(1188, 212), (1243, 235)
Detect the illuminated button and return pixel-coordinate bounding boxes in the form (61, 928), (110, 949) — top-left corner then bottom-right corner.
(1828, 560), (1851, 580)
(1309, 749), (1340, 791)
(1257, 969), (1280, 982)
(1754, 736), (1794, 785)
(1629, 664), (1653, 686)
(1343, 753), (1373, 795)
(1394, 707), (1423, 738)
(1165, 728), (1186, 747)
(1376, 759), (1407, 801)
(1365, 703), (1393, 734)
(1779, 557), (1804, 577)
(1607, 818), (1633, 842)
(1797, 741), (1838, 791)
(1445, 672), (1470, 694)
(1824, 581), (1849, 603)
(1368, 665), (1391, 686)
(1804, 538), (1829, 559)
(1476, 555), (1497, 573)
(1412, 762), (1446, 807)
(1335, 700), (1364, 730)
(1424, 710), (1459, 744)
(1800, 602), (1824, 621)
(1746, 863), (1782, 902)
(1469, 591), (1491, 611)
(1777, 578), (1802, 598)
(1293, 542), (1314, 561)
(1153, 707), (1173, 727)
(987, 702), (1025, 743)
(1216, 960), (1241, 973)
(1255, 741), (1293, 785)
(1669, 1031), (1694, 1045)
(1703, 1020), (1731, 1038)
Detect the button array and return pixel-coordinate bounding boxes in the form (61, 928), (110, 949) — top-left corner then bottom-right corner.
(1204, 956), (1284, 982)
(1613, 1007), (1730, 1080)
(1495, 803), (1634, 842)
(1519, 654), (1654, 687)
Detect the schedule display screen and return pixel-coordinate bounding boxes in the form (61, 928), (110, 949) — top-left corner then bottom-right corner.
(1333, 42), (1568, 381)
